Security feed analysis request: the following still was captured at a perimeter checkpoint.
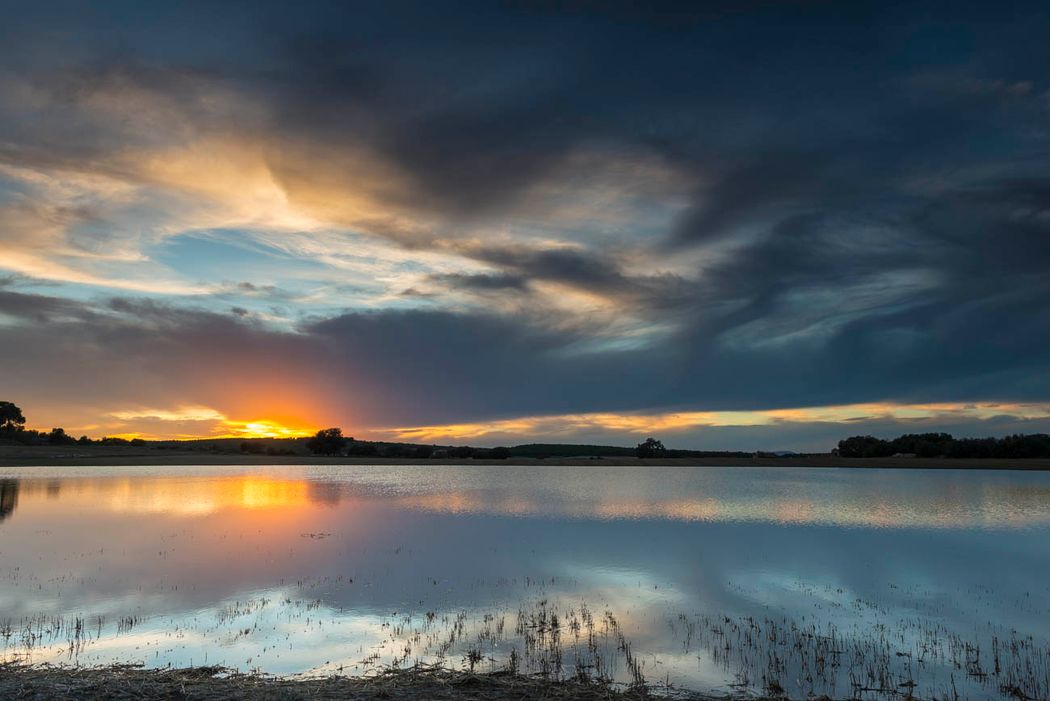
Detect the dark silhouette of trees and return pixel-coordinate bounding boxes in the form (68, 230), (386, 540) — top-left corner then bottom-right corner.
(0, 401), (47, 445)
(47, 428), (76, 445)
(0, 401), (26, 432)
(836, 435), (895, 458)
(307, 428), (347, 456)
(889, 433), (954, 457)
(100, 436), (129, 445)
(489, 446), (511, 459)
(380, 444), (413, 458)
(837, 432), (1050, 459)
(346, 440), (378, 456)
(0, 402), (104, 446)
(635, 437), (667, 458)
(240, 440), (267, 454)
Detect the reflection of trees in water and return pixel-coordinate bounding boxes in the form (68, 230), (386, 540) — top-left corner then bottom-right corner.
(308, 481), (347, 506)
(0, 479), (18, 522)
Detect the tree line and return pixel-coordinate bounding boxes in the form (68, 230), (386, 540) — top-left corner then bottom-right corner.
(836, 432), (1050, 459)
(0, 401), (146, 446)
(14, 397), (1047, 461)
(300, 431), (749, 460)
(301, 427), (512, 459)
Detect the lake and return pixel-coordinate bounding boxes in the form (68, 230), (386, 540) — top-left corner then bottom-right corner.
(1, 464), (1048, 700)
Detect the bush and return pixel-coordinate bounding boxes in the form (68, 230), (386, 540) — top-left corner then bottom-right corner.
(635, 437), (667, 458)
(307, 428), (347, 456)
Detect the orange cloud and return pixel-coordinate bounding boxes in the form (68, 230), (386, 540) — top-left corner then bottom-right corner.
(100, 405), (316, 440)
(375, 401), (1050, 443)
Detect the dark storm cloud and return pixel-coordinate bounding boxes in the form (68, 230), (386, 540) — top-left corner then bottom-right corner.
(448, 243), (699, 313)
(0, 293), (664, 425)
(2, 1), (1050, 440)
(2, 284), (1046, 430)
(428, 273), (529, 292)
(679, 176), (1050, 392)
(0, 289), (101, 324)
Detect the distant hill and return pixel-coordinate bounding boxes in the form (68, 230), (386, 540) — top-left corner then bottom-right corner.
(145, 438), (754, 459)
(508, 443), (752, 459)
(508, 443), (636, 458)
(4, 424), (758, 460)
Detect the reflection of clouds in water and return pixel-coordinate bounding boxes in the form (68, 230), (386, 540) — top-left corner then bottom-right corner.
(0, 466), (1048, 697)
(4, 464), (1050, 529)
(303, 464), (1050, 530)
(11, 587), (395, 675)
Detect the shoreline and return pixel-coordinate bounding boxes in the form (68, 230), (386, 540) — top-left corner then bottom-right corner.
(0, 663), (724, 700)
(1, 446), (1049, 470)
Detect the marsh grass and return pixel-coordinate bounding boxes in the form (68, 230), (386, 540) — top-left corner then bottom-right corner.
(3, 577), (1048, 701)
(667, 612), (1050, 701)
(6, 594), (1049, 701)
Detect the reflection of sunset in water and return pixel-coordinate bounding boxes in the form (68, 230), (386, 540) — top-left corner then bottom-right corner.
(16, 476), (311, 516)
(0, 464), (1048, 699)
(7, 466), (1050, 529)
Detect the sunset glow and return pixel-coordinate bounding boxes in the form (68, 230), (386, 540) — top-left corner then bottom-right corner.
(16, 476), (312, 516)
(379, 402), (1050, 444)
(219, 420), (317, 440)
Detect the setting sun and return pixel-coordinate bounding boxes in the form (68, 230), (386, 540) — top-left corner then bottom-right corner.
(220, 419), (316, 439)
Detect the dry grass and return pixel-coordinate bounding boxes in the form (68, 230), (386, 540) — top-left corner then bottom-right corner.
(0, 663), (731, 700)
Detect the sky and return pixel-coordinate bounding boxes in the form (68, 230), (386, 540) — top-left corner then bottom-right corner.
(1, 1), (1049, 450)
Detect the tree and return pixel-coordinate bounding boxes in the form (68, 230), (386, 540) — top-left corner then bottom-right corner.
(635, 437), (666, 458)
(837, 435), (893, 458)
(0, 401), (26, 432)
(489, 446), (511, 459)
(306, 428), (347, 456)
(890, 432), (953, 457)
(48, 428), (75, 445)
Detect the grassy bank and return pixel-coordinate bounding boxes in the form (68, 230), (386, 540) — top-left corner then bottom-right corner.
(0, 664), (725, 700)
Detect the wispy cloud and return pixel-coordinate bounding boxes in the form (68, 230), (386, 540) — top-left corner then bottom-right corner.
(377, 403), (1050, 444)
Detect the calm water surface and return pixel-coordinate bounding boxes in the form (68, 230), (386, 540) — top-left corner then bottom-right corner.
(1, 464), (1048, 700)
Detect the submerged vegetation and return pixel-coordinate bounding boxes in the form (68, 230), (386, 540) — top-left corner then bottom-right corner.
(4, 588), (1049, 701)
